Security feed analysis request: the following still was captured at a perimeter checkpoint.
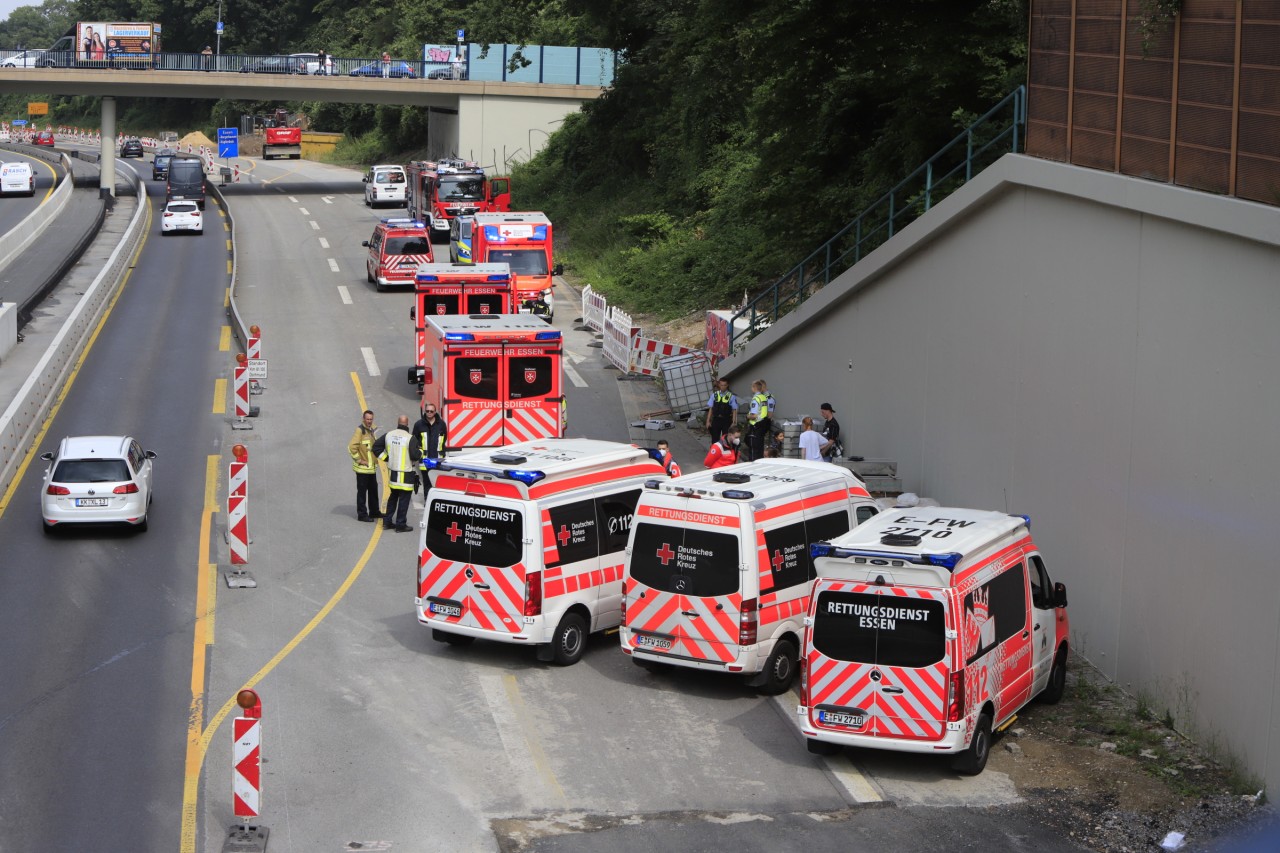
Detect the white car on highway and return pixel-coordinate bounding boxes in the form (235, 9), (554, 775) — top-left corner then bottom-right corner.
(161, 200), (203, 235)
(40, 435), (156, 532)
(1, 49), (45, 68)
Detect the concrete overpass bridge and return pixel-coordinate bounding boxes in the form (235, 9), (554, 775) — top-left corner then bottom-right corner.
(0, 65), (605, 190)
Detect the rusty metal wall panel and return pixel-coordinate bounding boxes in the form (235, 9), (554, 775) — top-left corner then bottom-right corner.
(1175, 144), (1231, 193)
(1028, 0), (1074, 163)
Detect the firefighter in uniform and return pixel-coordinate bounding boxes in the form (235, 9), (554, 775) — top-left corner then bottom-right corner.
(704, 378), (739, 444)
(522, 294), (551, 319)
(412, 403), (448, 498)
(745, 379), (773, 462)
(373, 415), (422, 532)
(348, 409), (382, 522)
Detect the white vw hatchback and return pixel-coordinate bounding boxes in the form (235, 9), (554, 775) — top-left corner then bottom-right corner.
(40, 436), (156, 532)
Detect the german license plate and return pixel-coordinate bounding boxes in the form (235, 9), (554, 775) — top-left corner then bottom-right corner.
(819, 710), (866, 728)
(75, 498), (109, 507)
(429, 601), (462, 617)
(635, 634), (672, 651)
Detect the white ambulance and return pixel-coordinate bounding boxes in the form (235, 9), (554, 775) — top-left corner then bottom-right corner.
(799, 506), (1070, 775)
(620, 459), (880, 694)
(416, 439), (668, 665)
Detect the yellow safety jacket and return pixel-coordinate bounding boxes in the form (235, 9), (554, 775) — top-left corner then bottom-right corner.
(348, 424), (377, 474)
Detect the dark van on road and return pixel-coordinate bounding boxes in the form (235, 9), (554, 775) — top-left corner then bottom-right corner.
(166, 155), (206, 210)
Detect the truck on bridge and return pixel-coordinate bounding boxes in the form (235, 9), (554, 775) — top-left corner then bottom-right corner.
(38, 22), (160, 69)
(406, 158), (511, 244)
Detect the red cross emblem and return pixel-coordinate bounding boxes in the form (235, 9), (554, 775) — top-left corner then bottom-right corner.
(524, 368), (537, 384)
(469, 369), (482, 385)
(480, 304), (491, 314)
(446, 522), (463, 542)
(557, 525), (572, 546)
(656, 543), (676, 565)
(772, 550), (786, 572)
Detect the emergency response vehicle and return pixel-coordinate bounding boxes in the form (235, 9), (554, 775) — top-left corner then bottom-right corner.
(413, 263), (515, 319)
(799, 507), (1070, 775)
(621, 460), (880, 694)
(362, 218), (433, 291)
(449, 215), (475, 264)
(409, 314), (564, 448)
(405, 158), (511, 243)
(417, 440), (668, 664)
(470, 212), (564, 318)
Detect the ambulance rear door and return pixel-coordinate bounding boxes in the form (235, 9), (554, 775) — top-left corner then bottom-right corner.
(419, 493), (531, 636)
(806, 582), (951, 742)
(444, 339), (562, 448)
(625, 500), (747, 665)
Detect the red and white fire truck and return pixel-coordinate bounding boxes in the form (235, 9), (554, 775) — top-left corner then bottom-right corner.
(408, 314), (565, 449)
(412, 263), (517, 378)
(470, 212), (564, 318)
(406, 158), (512, 243)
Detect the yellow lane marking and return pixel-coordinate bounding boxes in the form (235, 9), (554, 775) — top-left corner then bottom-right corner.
(179, 372), (386, 853)
(225, 239), (232, 252)
(503, 674), (567, 803)
(261, 163), (304, 184)
(211, 378), (226, 414)
(226, 259), (232, 275)
(0, 197), (152, 518)
(180, 456), (221, 852)
(218, 326), (231, 352)
(34, 156), (57, 203)
(224, 288), (229, 309)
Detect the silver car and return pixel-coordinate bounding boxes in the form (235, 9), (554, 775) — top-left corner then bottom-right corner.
(40, 435), (156, 532)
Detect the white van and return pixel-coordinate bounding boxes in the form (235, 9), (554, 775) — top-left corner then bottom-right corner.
(620, 459), (880, 694)
(416, 439), (667, 664)
(0, 161), (34, 196)
(799, 506), (1070, 774)
(364, 164), (407, 208)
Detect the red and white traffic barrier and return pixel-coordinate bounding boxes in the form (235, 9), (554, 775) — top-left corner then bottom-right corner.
(233, 164), (241, 182)
(631, 336), (693, 377)
(232, 689), (263, 822)
(228, 446), (248, 566)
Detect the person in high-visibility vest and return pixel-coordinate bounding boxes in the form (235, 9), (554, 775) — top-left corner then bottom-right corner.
(704, 378), (738, 444)
(347, 409), (382, 522)
(373, 415), (422, 532)
(745, 379), (774, 462)
(412, 403), (448, 497)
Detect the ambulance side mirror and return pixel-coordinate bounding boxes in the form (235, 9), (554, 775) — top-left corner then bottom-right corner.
(1053, 582), (1068, 608)
(409, 307), (416, 321)
(362, 176), (369, 183)
(361, 240), (369, 247)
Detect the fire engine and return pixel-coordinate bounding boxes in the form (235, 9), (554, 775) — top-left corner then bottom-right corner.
(412, 263), (518, 380)
(362, 218), (433, 291)
(470, 212), (563, 318)
(406, 158), (511, 243)
(408, 314), (564, 448)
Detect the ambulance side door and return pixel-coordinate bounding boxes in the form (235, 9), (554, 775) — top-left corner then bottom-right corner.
(543, 496), (601, 623)
(1028, 554), (1059, 697)
(964, 562), (1034, 720)
(503, 344), (561, 443)
(593, 487), (641, 630)
(445, 347), (502, 448)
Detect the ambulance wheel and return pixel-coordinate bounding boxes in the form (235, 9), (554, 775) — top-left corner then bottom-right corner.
(757, 639), (798, 695)
(952, 712), (992, 776)
(1041, 648), (1068, 704)
(432, 628), (473, 646)
(550, 612), (587, 666)
(806, 738), (841, 757)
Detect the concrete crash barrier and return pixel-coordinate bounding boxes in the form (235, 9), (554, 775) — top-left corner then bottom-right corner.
(0, 151), (75, 274)
(0, 174), (147, 501)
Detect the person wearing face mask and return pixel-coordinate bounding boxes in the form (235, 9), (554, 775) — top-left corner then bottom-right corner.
(704, 424), (741, 469)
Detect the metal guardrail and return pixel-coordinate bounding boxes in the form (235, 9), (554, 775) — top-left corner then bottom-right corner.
(8, 50), (465, 79)
(729, 86), (1027, 352)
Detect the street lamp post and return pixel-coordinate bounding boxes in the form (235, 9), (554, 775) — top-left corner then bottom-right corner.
(216, 0), (223, 57)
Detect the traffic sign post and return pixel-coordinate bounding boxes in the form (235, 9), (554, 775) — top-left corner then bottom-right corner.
(218, 127), (239, 159)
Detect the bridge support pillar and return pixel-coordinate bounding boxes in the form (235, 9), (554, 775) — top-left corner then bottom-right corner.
(99, 96), (116, 198)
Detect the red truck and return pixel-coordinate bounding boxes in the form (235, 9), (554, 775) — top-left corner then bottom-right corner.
(470, 212), (563, 318)
(406, 158), (511, 243)
(263, 126), (301, 160)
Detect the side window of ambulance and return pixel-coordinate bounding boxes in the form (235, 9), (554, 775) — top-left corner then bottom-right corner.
(963, 564), (1028, 664)
(855, 505), (879, 525)
(452, 357), (499, 400)
(545, 499), (599, 568)
(762, 520), (809, 590)
(805, 509), (854, 580)
(1029, 555), (1052, 609)
(507, 356), (553, 399)
(596, 489), (640, 555)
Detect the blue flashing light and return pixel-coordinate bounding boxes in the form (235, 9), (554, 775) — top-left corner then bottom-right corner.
(418, 275), (440, 282)
(811, 543), (835, 559)
(531, 225), (547, 240)
(1017, 513), (1031, 530)
(643, 478), (662, 489)
(486, 274), (509, 282)
(423, 458), (444, 470)
(534, 331), (561, 341)
(924, 553), (964, 571)
(505, 469), (546, 486)
(722, 489), (755, 500)
(444, 332), (476, 341)
(482, 225), (503, 241)
(381, 218), (426, 228)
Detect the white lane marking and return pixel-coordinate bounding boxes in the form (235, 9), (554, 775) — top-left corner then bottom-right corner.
(318, 237), (330, 249)
(327, 258), (340, 273)
(563, 361), (588, 388)
(322, 196), (334, 204)
(288, 196), (298, 203)
(771, 693), (883, 803)
(309, 221), (320, 230)
(299, 207), (310, 215)
(337, 286), (352, 305)
(361, 347), (380, 376)
(565, 350), (584, 365)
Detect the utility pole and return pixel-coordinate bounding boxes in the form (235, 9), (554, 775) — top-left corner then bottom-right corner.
(216, 0), (224, 56)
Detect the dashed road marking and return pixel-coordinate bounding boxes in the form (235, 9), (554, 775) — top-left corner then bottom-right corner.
(319, 237), (330, 249)
(309, 221), (320, 231)
(323, 196), (334, 204)
(361, 346), (380, 376)
(563, 361), (588, 388)
(337, 286), (352, 305)
(288, 196), (298, 203)
(327, 258), (339, 273)
(299, 207), (310, 216)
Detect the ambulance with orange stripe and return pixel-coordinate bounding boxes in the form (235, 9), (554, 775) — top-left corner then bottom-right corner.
(410, 314), (564, 448)
(798, 507), (1070, 775)
(620, 460), (880, 694)
(416, 440), (668, 664)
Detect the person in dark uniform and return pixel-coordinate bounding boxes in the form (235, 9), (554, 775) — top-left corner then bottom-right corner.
(523, 294), (551, 318)
(704, 378), (738, 444)
(412, 403), (448, 497)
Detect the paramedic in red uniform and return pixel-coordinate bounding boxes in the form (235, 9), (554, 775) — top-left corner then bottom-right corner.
(656, 439), (681, 477)
(704, 425), (741, 469)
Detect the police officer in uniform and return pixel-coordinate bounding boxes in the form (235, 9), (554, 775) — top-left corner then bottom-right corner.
(704, 378), (738, 444)
(412, 403), (448, 498)
(746, 379), (773, 462)
(373, 415), (422, 531)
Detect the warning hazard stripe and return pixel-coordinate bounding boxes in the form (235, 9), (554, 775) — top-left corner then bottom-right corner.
(753, 488), (850, 523)
(759, 594), (807, 626)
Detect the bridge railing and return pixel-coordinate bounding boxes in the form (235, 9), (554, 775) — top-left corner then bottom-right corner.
(728, 86), (1027, 353)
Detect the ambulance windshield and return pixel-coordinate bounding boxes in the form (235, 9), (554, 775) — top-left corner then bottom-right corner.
(629, 523), (738, 596)
(811, 590), (945, 668)
(386, 236), (432, 255)
(487, 249), (548, 276)
(425, 497), (523, 568)
(439, 175), (484, 200)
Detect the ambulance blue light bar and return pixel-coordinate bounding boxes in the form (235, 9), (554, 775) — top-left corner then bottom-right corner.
(418, 275), (440, 282)
(486, 274), (509, 282)
(444, 332), (476, 341)
(809, 545), (964, 571)
(505, 469), (547, 485)
(381, 218), (426, 228)
(425, 459), (546, 486)
(535, 331), (561, 341)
